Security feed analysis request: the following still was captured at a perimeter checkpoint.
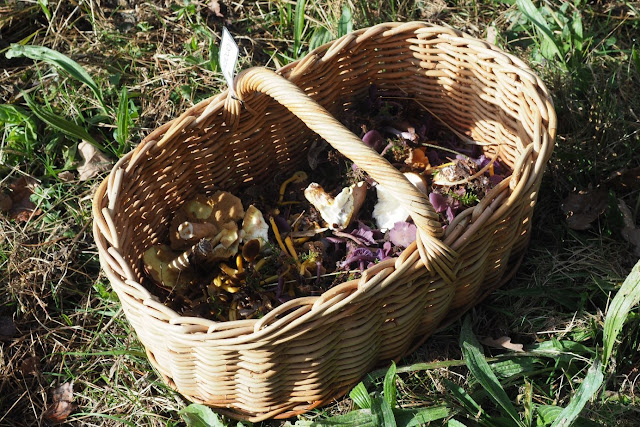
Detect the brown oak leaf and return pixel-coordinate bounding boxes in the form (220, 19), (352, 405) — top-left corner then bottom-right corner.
(21, 356), (39, 376)
(481, 336), (524, 352)
(561, 189), (608, 230)
(43, 382), (76, 423)
(207, 0), (224, 17)
(77, 141), (112, 181)
(7, 177), (42, 222)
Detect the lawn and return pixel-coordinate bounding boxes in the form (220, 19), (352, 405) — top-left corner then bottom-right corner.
(1, 0), (639, 426)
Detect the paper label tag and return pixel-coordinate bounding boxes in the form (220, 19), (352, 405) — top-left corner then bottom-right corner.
(220, 27), (239, 97)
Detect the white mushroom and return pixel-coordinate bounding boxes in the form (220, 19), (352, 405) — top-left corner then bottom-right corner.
(218, 221), (240, 249)
(304, 181), (367, 230)
(373, 172), (428, 231)
(241, 205), (269, 247)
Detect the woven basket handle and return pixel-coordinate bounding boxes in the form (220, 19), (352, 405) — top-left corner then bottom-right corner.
(225, 67), (456, 283)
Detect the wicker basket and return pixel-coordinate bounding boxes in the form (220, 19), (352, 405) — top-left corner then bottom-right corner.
(92, 22), (556, 421)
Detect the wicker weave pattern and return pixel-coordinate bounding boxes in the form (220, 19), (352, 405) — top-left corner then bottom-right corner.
(92, 22), (556, 421)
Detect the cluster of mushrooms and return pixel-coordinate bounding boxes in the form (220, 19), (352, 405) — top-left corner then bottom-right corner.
(140, 164), (431, 320)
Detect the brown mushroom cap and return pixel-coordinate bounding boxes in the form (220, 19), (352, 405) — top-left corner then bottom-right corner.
(185, 194), (214, 221)
(209, 191), (244, 228)
(242, 239), (261, 262)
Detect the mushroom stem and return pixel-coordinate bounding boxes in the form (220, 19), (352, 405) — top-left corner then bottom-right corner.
(177, 221), (217, 240)
(285, 236), (299, 264)
(269, 216), (291, 257)
(278, 171), (308, 205)
(229, 301), (238, 321)
(219, 262), (239, 277)
(167, 247), (194, 272)
(236, 254), (244, 273)
(254, 258), (267, 272)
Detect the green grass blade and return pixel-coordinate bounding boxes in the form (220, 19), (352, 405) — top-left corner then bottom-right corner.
(604, 260), (640, 365)
(550, 361), (604, 427)
(536, 405), (563, 425)
(293, 0), (306, 58)
(337, 4), (353, 38)
(71, 413), (137, 426)
(515, 0), (565, 64)
(350, 382), (372, 409)
(394, 406), (451, 426)
(383, 361), (397, 408)
(309, 26), (334, 52)
(447, 420), (468, 427)
(116, 86), (129, 151)
(37, 0), (52, 21)
(488, 358), (541, 380)
(0, 104), (38, 145)
(290, 409), (376, 426)
(460, 316), (523, 426)
(441, 378), (482, 416)
(535, 405), (602, 427)
(373, 397), (396, 427)
(632, 45), (640, 75)
(23, 92), (100, 148)
(6, 44), (107, 112)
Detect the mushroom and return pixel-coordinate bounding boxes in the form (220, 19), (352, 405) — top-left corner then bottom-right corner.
(373, 172), (428, 231)
(279, 171), (308, 205)
(169, 191), (244, 250)
(184, 194), (214, 220)
(177, 221), (218, 241)
(204, 221), (241, 263)
(405, 148), (430, 171)
(209, 190), (245, 227)
(242, 239), (261, 262)
(169, 195), (216, 250)
(303, 181), (367, 230)
(142, 244), (194, 291)
(241, 205), (269, 248)
(210, 256), (248, 294)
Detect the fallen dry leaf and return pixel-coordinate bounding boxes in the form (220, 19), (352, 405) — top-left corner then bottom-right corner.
(56, 171), (75, 182)
(619, 199), (640, 257)
(561, 189), (608, 230)
(208, 0), (224, 17)
(606, 166), (640, 190)
(21, 356), (39, 376)
(7, 177), (42, 222)
(0, 192), (12, 212)
(307, 139), (328, 170)
(43, 382), (76, 424)
(77, 141), (112, 181)
(481, 336), (524, 352)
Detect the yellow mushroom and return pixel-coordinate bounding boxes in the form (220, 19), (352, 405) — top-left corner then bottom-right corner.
(278, 171), (308, 205)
